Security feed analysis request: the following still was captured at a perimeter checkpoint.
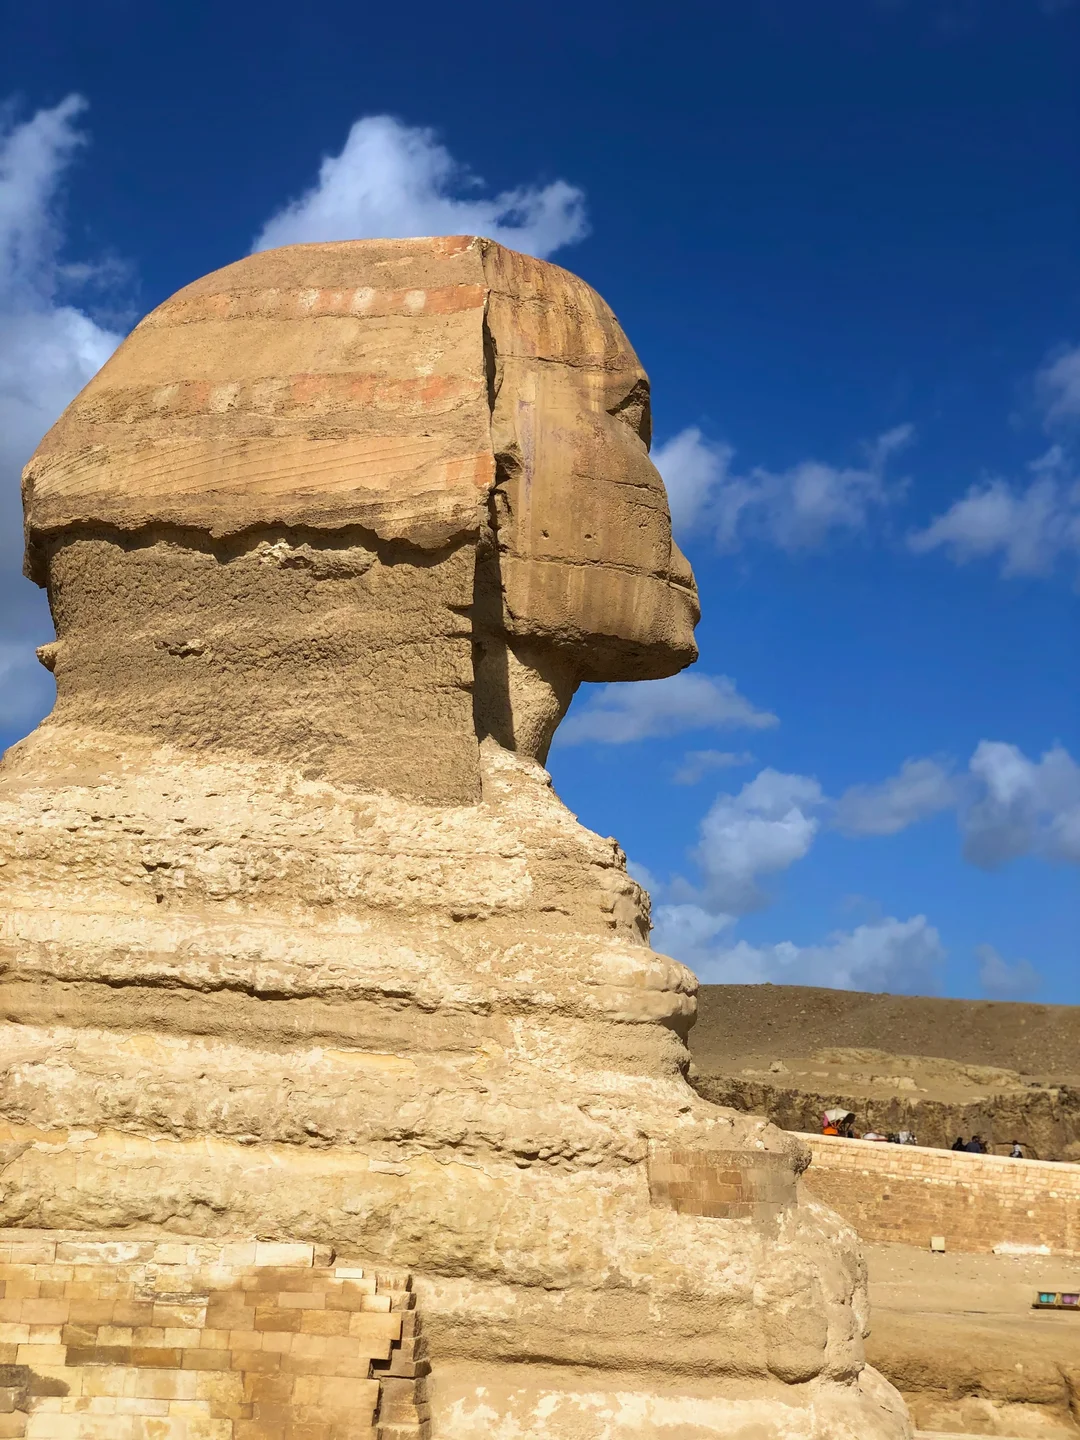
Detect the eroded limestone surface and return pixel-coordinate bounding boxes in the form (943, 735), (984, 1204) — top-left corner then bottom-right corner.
(1, 236), (911, 1438)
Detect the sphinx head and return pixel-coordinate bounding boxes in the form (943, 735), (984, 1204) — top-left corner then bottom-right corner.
(21, 237), (698, 802)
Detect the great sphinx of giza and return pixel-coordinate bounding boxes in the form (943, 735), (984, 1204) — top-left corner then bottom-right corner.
(0, 237), (911, 1438)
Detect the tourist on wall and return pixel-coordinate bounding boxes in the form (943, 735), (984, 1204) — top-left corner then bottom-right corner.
(822, 1108), (855, 1136)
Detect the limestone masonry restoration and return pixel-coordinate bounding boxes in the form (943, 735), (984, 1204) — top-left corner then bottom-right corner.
(1, 237), (913, 1438)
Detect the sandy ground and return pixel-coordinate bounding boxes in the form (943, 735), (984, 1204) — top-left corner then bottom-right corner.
(864, 1243), (1080, 1437)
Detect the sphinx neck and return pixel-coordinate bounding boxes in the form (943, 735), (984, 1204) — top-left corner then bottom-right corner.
(41, 530), (484, 804)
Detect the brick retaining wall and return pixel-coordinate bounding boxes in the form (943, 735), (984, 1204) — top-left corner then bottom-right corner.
(0, 1232), (428, 1439)
(802, 1133), (1080, 1254)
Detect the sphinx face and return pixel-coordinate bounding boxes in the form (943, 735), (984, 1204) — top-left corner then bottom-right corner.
(483, 244), (699, 685)
(491, 359), (699, 684)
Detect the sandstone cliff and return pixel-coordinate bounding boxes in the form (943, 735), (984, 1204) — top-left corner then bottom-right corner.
(690, 983), (1080, 1160)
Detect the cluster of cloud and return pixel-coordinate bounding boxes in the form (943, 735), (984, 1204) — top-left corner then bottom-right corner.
(1037, 343), (1080, 425)
(254, 115), (587, 259)
(963, 740), (1080, 867)
(565, 679), (956, 994)
(557, 672), (776, 745)
(654, 337), (1080, 581)
(884, 344), (1080, 576)
(834, 741), (1080, 867)
(634, 737), (1074, 994)
(833, 757), (958, 836)
(671, 749), (754, 785)
(653, 425), (913, 552)
(644, 767), (828, 920)
(564, 673), (1080, 882)
(689, 768), (824, 913)
(651, 904), (947, 994)
(587, 681), (1067, 996)
(0, 96), (121, 732)
(909, 444), (1080, 577)
(976, 943), (1042, 1001)
(640, 742), (1064, 994)
(657, 418), (1080, 579)
(635, 766), (945, 993)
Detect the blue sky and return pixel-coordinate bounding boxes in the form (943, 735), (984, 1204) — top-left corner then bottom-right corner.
(1, 0), (1077, 1000)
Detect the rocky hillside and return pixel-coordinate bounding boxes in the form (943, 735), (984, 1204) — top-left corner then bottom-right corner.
(689, 984), (1080, 1160)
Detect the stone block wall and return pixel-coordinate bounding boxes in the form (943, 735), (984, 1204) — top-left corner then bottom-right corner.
(0, 1234), (428, 1439)
(803, 1133), (1080, 1254)
(647, 1146), (796, 1220)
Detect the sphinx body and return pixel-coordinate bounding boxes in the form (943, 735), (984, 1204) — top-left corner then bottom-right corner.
(0, 237), (911, 1438)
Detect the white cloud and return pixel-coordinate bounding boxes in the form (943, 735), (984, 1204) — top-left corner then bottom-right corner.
(672, 749), (754, 785)
(254, 115), (587, 260)
(691, 768), (825, 913)
(641, 738), (1075, 996)
(1037, 344), (1080, 427)
(637, 739), (1079, 933)
(909, 343), (1080, 580)
(834, 757), (959, 836)
(654, 908), (946, 994)
(825, 741), (1080, 867)
(643, 762), (944, 993)
(962, 740), (1080, 868)
(557, 673), (777, 746)
(651, 428), (735, 536)
(626, 859), (664, 898)
(976, 944), (1041, 1001)
(654, 424), (912, 550)
(0, 96), (122, 739)
(908, 446), (1080, 578)
(631, 768), (823, 919)
(651, 903), (736, 957)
